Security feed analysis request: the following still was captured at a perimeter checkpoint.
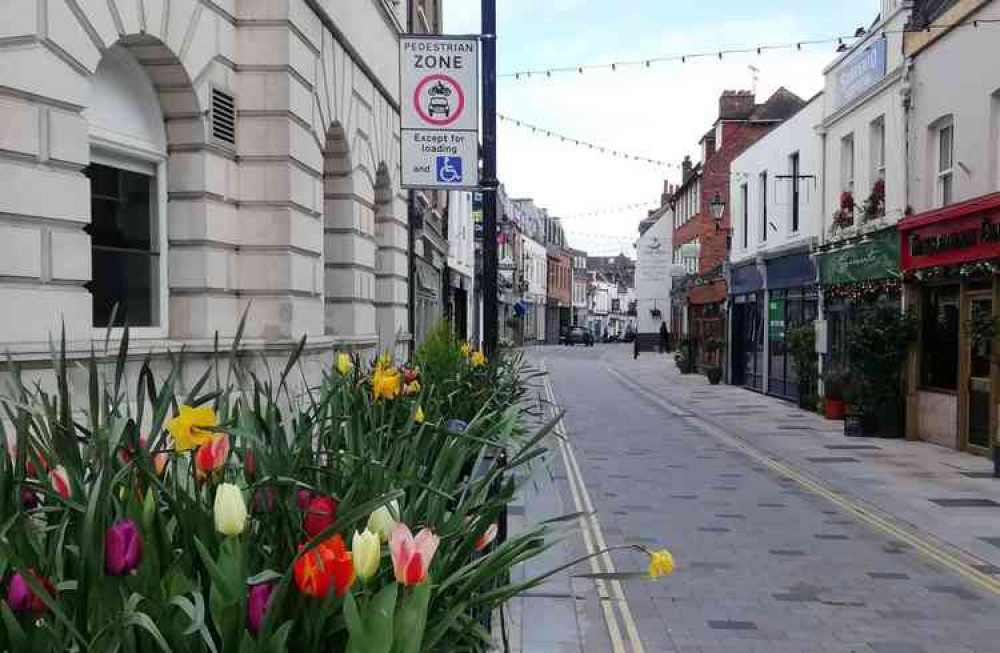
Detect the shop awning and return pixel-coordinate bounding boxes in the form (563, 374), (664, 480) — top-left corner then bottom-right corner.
(765, 252), (816, 290)
(817, 227), (899, 285)
(898, 192), (1000, 271)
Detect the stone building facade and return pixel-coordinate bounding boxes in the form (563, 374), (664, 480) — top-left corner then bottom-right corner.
(0, 0), (417, 383)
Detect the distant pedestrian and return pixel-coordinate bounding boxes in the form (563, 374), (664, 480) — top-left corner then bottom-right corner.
(633, 334), (640, 360)
(659, 322), (670, 354)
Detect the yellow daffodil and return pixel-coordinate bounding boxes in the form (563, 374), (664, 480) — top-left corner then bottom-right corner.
(647, 548), (675, 578)
(166, 405), (217, 452)
(367, 500), (400, 542)
(336, 353), (353, 376)
(377, 352), (392, 370)
(404, 379), (422, 396)
(214, 483), (247, 535)
(460, 342), (472, 358)
(352, 529), (381, 581)
(372, 366), (402, 401)
(470, 350), (487, 367)
(414, 406), (425, 424)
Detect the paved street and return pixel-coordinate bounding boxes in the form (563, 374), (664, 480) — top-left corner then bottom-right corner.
(504, 344), (1000, 653)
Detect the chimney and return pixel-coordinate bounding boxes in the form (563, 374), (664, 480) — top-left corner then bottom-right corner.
(681, 155), (693, 182)
(661, 180), (672, 207)
(719, 89), (755, 120)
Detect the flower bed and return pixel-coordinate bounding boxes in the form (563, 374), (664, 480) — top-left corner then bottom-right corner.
(1, 320), (671, 651)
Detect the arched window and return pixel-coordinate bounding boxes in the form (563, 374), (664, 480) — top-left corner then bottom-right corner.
(83, 45), (168, 332)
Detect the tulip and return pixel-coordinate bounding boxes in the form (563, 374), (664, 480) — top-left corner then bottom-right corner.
(297, 489), (313, 509)
(475, 523), (499, 551)
(372, 366), (402, 401)
(414, 406), (425, 424)
(246, 581), (274, 636)
(166, 405), (217, 452)
(214, 483), (247, 535)
(105, 519), (143, 576)
(390, 523), (439, 586)
(25, 453), (48, 478)
(404, 367), (420, 385)
(252, 488), (276, 514)
(49, 465), (71, 499)
(303, 495), (337, 539)
(647, 548), (675, 578)
(294, 535), (354, 598)
(6, 570), (56, 615)
(243, 449), (256, 481)
(352, 529), (380, 581)
(404, 380), (422, 396)
(139, 432), (168, 477)
(336, 353), (353, 376)
(470, 350), (487, 367)
(195, 434), (230, 482)
(21, 489), (39, 511)
(367, 500), (399, 542)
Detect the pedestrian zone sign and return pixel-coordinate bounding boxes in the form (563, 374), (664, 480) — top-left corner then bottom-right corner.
(400, 35), (480, 190)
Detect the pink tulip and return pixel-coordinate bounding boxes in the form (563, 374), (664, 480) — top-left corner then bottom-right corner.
(246, 581), (274, 635)
(390, 523), (439, 586)
(297, 489), (313, 509)
(475, 523), (499, 551)
(139, 432), (168, 477)
(6, 571), (55, 615)
(195, 434), (230, 481)
(48, 465), (70, 499)
(105, 519), (143, 576)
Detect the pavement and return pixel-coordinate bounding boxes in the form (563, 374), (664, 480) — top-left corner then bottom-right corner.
(498, 343), (1000, 653)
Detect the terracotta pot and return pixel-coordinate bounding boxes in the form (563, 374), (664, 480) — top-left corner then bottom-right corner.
(824, 399), (845, 421)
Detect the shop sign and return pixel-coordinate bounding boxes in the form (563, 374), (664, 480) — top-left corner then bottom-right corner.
(768, 297), (786, 341)
(900, 204), (1000, 271)
(833, 37), (886, 110)
(819, 228), (899, 285)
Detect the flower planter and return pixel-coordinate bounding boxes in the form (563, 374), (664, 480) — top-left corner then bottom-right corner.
(824, 399), (845, 421)
(844, 409), (877, 437)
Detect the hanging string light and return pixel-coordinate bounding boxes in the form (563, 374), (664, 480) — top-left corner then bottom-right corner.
(498, 18), (1000, 81)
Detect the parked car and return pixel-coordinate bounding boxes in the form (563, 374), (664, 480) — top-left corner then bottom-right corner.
(565, 326), (594, 347)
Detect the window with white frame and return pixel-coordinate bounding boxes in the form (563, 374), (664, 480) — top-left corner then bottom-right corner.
(741, 182), (749, 249)
(840, 133), (855, 194)
(870, 116), (886, 183)
(759, 171), (768, 243)
(789, 152), (801, 233)
(937, 120), (955, 206)
(84, 45), (168, 332)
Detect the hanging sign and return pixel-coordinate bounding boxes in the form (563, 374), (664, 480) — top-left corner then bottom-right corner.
(400, 36), (480, 190)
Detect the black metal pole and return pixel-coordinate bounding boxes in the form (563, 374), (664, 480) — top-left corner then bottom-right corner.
(481, 0), (498, 356)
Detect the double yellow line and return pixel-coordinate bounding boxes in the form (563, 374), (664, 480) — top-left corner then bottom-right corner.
(606, 365), (1000, 599)
(539, 360), (645, 653)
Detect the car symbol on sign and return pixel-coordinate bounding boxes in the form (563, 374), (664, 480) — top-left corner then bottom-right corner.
(428, 96), (451, 118)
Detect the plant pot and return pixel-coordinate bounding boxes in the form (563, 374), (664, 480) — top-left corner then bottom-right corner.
(706, 366), (722, 385)
(824, 399), (845, 421)
(844, 408), (877, 437)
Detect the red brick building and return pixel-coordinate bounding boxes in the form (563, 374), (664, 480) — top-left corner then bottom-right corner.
(671, 88), (806, 365)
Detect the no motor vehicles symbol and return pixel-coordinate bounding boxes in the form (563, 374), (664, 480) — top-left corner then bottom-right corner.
(413, 74), (465, 127)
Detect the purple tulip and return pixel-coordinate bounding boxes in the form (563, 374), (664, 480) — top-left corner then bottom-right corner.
(297, 489), (313, 509)
(105, 519), (143, 576)
(6, 571), (54, 614)
(247, 581), (275, 635)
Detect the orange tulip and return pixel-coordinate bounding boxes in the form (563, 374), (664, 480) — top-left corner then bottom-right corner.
(293, 534), (355, 598)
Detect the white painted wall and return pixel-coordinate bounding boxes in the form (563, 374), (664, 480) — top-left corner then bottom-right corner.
(907, 1), (1000, 214)
(636, 210), (674, 335)
(730, 95), (824, 263)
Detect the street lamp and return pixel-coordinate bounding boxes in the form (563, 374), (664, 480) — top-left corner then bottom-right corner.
(710, 193), (725, 225)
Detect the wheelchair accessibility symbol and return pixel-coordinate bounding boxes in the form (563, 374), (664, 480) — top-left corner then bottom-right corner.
(436, 156), (463, 183)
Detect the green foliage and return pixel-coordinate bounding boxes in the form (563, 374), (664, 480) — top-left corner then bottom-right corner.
(823, 365), (848, 401)
(847, 306), (918, 407)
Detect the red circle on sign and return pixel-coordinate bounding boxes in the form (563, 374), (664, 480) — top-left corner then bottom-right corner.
(413, 74), (465, 127)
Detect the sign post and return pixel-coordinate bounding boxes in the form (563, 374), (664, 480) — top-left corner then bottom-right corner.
(400, 36), (480, 190)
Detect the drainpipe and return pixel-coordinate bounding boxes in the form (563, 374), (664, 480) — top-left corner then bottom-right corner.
(407, 193), (417, 357)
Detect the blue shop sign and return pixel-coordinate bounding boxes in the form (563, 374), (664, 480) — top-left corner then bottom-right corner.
(766, 252), (816, 290)
(730, 262), (763, 295)
(834, 37), (886, 110)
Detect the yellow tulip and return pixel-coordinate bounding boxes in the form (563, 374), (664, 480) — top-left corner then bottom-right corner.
(647, 548), (675, 578)
(460, 343), (472, 358)
(415, 406), (425, 424)
(372, 366), (401, 401)
(470, 350), (487, 367)
(367, 500), (399, 542)
(352, 529), (381, 581)
(404, 380), (421, 396)
(336, 353), (353, 376)
(214, 483), (247, 535)
(166, 405), (217, 452)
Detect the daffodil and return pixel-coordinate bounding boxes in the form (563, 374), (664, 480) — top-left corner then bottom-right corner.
(166, 405), (217, 451)
(336, 353), (353, 376)
(470, 350), (487, 367)
(460, 342), (472, 358)
(415, 406), (425, 424)
(647, 548), (674, 578)
(372, 366), (402, 401)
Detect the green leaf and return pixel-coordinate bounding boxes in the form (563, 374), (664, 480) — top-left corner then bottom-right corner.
(392, 582), (430, 653)
(0, 601), (28, 652)
(124, 610), (173, 653)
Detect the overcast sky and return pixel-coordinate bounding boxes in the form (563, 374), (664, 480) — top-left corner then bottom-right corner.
(443, 0), (879, 256)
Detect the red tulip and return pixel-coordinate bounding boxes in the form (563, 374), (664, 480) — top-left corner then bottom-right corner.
(297, 489), (313, 509)
(246, 581), (274, 635)
(195, 434), (230, 482)
(475, 523), (499, 551)
(252, 488), (276, 514)
(105, 520), (143, 576)
(243, 449), (257, 481)
(6, 570), (56, 615)
(48, 465), (70, 499)
(293, 535), (354, 598)
(390, 523), (439, 586)
(303, 495), (337, 539)
(326, 534), (356, 597)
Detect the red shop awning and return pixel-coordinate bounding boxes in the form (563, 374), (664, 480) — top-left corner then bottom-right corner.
(897, 192), (1000, 271)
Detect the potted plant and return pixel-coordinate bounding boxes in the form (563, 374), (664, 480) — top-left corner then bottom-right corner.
(861, 179), (885, 222)
(847, 306), (919, 438)
(788, 323), (818, 411)
(823, 366), (848, 420)
(704, 364), (723, 385)
(843, 379), (876, 437)
(831, 191), (856, 231)
(674, 336), (697, 374)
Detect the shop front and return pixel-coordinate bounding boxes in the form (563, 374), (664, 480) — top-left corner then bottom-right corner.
(816, 228), (902, 369)
(899, 192), (1000, 455)
(764, 252), (818, 402)
(688, 278), (727, 368)
(729, 261), (766, 391)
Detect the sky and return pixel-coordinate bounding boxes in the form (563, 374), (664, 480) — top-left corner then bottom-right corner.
(444, 0), (880, 256)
